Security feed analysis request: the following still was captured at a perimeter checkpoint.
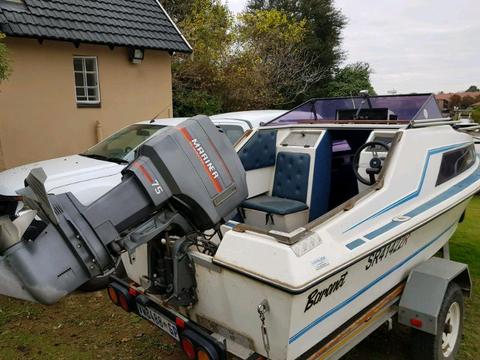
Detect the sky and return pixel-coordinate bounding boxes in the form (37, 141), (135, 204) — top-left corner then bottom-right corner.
(224, 0), (480, 95)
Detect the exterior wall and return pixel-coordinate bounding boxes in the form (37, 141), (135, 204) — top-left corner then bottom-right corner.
(0, 37), (173, 170)
(0, 136), (4, 170)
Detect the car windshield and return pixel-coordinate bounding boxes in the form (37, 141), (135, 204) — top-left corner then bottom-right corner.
(82, 124), (165, 164)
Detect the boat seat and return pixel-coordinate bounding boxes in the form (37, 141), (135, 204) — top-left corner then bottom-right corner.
(242, 195), (308, 215)
(241, 152), (311, 232)
(242, 151), (310, 216)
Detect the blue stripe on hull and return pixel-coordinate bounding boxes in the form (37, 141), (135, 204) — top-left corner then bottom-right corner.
(343, 142), (470, 233)
(289, 221), (458, 344)
(293, 147), (479, 341)
(345, 239), (365, 250)
(364, 165), (480, 241)
(344, 157), (480, 250)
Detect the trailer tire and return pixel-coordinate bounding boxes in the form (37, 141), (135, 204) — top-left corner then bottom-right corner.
(411, 283), (464, 360)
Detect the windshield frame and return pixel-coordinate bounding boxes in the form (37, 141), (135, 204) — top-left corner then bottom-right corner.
(265, 93), (440, 126)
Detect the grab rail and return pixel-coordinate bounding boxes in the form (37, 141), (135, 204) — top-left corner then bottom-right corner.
(407, 118), (458, 128)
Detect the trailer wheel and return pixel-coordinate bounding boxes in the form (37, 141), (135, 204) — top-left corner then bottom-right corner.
(411, 283), (464, 360)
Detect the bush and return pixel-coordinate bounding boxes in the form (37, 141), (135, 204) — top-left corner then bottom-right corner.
(0, 33), (11, 81)
(173, 89), (223, 117)
(472, 108), (480, 123)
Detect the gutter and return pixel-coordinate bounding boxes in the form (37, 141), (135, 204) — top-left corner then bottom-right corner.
(154, 0), (193, 52)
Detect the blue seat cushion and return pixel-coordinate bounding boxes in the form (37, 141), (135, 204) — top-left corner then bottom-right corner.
(239, 130), (277, 171)
(272, 152), (310, 203)
(242, 195), (308, 215)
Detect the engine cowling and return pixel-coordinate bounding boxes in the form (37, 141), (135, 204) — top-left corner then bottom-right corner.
(0, 116), (248, 305)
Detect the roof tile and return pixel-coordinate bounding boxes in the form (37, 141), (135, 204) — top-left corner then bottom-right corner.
(0, 0), (191, 52)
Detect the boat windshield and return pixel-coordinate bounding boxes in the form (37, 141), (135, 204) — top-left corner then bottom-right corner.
(266, 94), (442, 125)
(81, 124), (165, 164)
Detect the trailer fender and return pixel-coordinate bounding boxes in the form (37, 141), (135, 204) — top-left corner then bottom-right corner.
(398, 257), (471, 335)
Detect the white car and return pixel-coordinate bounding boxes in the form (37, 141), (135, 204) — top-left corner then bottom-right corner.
(0, 110), (284, 290)
(0, 110), (285, 218)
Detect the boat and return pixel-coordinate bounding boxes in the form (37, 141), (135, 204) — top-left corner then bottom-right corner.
(0, 93), (479, 360)
(454, 120), (480, 155)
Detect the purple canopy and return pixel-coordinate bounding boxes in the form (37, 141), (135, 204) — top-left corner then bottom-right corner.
(266, 94), (442, 126)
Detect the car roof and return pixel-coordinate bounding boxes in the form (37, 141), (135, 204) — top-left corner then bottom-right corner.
(210, 110), (287, 124)
(136, 117), (188, 126)
(136, 110), (287, 128)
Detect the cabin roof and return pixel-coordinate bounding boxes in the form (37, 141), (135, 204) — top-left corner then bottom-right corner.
(0, 0), (191, 52)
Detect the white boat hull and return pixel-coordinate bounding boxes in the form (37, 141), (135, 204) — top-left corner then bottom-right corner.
(119, 124), (480, 359)
(190, 200), (468, 359)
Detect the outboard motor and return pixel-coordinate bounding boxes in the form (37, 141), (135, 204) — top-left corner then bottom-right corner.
(0, 116), (247, 305)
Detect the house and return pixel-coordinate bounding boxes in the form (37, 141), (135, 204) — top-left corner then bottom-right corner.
(436, 92), (480, 112)
(435, 93), (451, 112)
(0, 0), (191, 170)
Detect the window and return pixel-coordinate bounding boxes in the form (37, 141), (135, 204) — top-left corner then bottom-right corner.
(218, 124), (245, 144)
(73, 57), (100, 105)
(82, 124), (165, 163)
(436, 145), (476, 186)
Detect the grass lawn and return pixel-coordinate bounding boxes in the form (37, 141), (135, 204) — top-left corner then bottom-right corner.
(345, 196), (480, 359)
(0, 197), (479, 359)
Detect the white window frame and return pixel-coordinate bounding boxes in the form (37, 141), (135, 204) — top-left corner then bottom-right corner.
(73, 56), (101, 105)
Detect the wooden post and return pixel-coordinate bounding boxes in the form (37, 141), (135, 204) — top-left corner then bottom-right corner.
(0, 136), (5, 171)
(95, 120), (103, 143)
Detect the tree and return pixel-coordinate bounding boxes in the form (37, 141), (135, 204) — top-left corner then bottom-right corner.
(471, 96), (480, 122)
(324, 62), (376, 97)
(160, 0), (195, 23)
(0, 33), (11, 82)
(466, 85), (479, 93)
(171, 0), (233, 116)
(167, 0), (357, 115)
(247, 0), (346, 99)
(472, 108), (480, 123)
(221, 9), (326, 110)
(449, 94), (462, 110)
(460, 95), (475, 109)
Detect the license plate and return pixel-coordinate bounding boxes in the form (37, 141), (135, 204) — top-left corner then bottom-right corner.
(137, 304), (180, 341)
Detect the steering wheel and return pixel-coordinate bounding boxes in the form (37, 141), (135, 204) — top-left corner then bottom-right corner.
(124, 146), (133, 154)
(353, 141), (390, 186)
